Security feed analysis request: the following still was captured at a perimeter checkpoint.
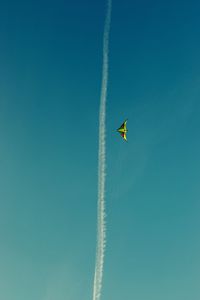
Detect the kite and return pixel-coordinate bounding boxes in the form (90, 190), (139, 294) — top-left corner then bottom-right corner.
(117, 119), (128, 141)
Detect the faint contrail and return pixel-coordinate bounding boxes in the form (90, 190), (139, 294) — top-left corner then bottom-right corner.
(92, 1), (112, 300)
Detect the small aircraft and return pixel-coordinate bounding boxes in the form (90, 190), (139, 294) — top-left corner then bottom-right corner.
(117, 119), (128, 141)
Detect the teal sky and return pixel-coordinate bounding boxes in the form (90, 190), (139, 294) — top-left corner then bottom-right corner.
(1, 0), (200, 299)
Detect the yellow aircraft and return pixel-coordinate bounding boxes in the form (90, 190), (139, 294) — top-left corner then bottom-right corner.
(117, 119), (128, 141)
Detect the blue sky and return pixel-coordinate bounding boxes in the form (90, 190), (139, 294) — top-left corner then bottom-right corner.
(1, 0), (200, 299)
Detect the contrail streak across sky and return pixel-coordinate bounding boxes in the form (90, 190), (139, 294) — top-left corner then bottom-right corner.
(92, 1), (112, 300)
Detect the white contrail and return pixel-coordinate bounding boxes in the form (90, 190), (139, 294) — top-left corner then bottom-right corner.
(92, 1), (112, 300)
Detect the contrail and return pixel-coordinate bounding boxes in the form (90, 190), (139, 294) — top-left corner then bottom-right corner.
(92, 1), (112, 300)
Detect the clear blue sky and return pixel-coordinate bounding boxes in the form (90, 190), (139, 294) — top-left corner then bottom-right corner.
(1, 0), (200, 299)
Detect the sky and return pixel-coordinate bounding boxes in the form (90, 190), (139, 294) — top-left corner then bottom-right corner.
(0, 0), (200, 299)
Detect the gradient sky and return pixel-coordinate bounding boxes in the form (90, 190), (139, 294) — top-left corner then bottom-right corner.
(1, 0), (200, 299)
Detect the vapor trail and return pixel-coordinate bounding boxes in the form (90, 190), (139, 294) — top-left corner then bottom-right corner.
(92, 1), (112, 300)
